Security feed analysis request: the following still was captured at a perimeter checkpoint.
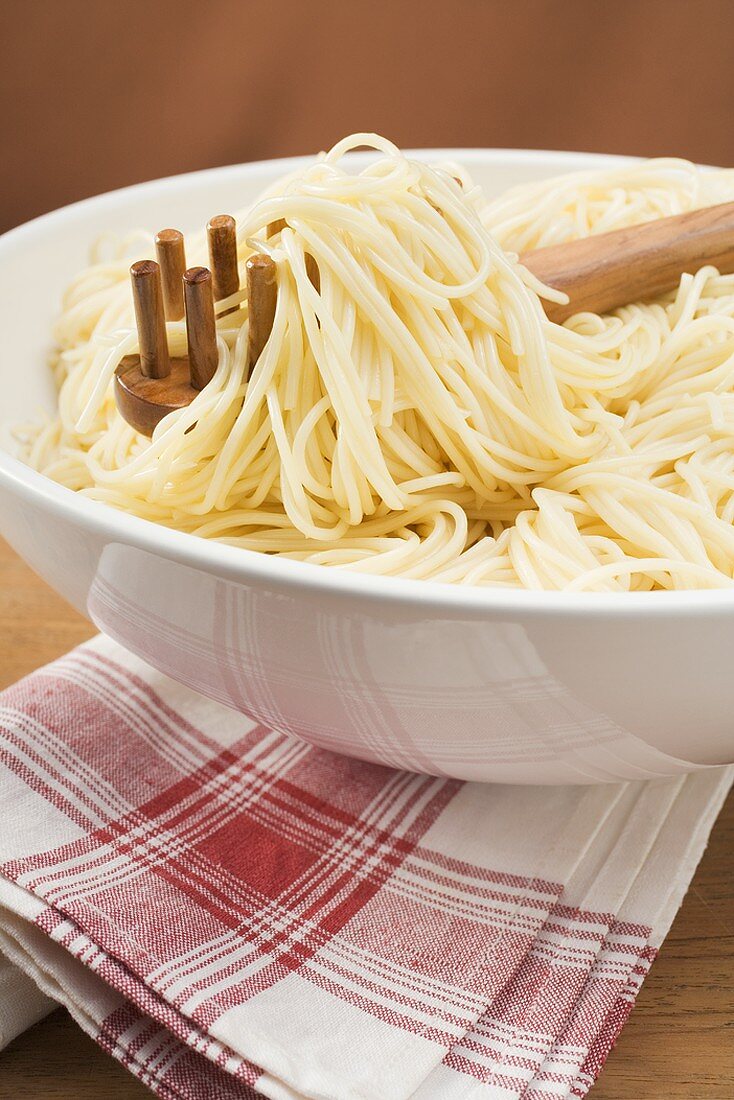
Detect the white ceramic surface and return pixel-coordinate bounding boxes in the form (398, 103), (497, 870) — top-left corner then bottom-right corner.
(2, 149), (733, 785)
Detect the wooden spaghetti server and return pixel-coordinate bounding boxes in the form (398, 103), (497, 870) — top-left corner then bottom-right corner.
(115, 215), (246, 435)
(114, 200), (734, 435)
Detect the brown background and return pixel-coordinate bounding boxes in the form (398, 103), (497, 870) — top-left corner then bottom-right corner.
(2, 2), (734, 1096)
(4, 0), (734, 234)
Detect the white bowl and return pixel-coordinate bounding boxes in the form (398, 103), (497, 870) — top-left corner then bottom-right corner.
(2, 149), (733, 785)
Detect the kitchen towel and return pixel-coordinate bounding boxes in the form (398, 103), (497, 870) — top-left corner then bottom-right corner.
(0, 952), (54, 1050)
(0, 633), (730, 1099)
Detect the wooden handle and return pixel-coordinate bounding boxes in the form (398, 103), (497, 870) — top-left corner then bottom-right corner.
(246, 253), (277, 373)
(207, 214), (239, 301)
(183, 267), (218, 390)
(521, 201), (734, 323)
(130, 260), (170, 379)
(155, 229), (186, 320)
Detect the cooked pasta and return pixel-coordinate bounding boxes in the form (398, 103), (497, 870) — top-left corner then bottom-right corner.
(19, 133), (734, 590)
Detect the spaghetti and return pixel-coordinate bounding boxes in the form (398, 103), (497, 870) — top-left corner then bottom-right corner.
(21, 134), (734, 590)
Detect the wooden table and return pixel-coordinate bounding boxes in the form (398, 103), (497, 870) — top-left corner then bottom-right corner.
(0, 535), (732, 1099)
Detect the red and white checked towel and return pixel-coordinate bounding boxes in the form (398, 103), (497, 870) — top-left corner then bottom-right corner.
(0, 634), (730, 1099)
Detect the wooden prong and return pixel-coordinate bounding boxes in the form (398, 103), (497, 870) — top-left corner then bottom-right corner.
(265, 218), (318, 290)
(207, 214), (239, 301)
(267, 218), (287, 237)
(246, 253), (277, 374)
(183, 267), (218, 390)
(130, 260), (170, 379)
(155, 229), (186, 320)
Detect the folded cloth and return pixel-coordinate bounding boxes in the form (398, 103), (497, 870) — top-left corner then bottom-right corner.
(0, 951), (55, 1050)
(0, 635), (730, 1099)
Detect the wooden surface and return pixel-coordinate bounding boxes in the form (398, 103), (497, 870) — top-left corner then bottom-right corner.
(0, 534), (732, 1098)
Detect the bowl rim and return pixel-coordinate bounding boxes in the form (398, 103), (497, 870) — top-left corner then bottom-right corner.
(2, 145), (732, 619)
